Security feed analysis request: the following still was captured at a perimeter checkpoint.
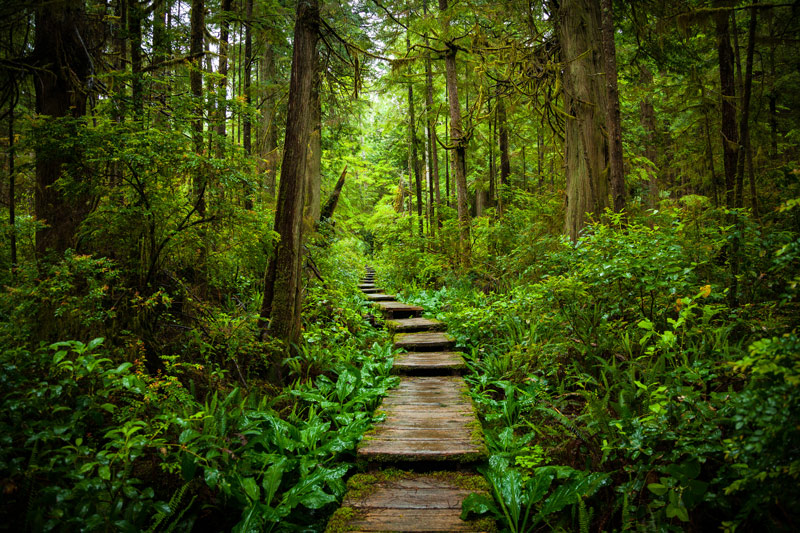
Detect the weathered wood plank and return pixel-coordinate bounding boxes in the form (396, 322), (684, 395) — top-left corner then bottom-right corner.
(373, 301), (424, 319)
(386, 317), (447, 332)
(393, 351), (465, 373)
(394, 332), (456, 352)
(359, 376), (485, 463)
(361, 287), (384, 293)
(366, 293), (396, 301)
(358, 283), (377, 289)
(346, 509), (486, 531)
(327, 472), (493, 532)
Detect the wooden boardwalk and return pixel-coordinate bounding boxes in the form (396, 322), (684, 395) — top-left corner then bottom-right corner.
(326, 267), (491, 532)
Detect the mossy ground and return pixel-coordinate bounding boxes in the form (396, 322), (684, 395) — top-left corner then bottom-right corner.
(324, 506), (363, 533)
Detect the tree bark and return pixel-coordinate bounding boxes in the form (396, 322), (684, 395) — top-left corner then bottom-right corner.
(714, 0), (738, 209)
(497, 91), (511, 212)
(242, 0), (254, 208)
(259, 0), (319, 363)
(216, 0), (232, 156)
(306, 54), (322, 222)
(407, 31), (423, 237)
(444, 94), (450, 207)
(439, 0), (470, 263)
(600, 0), (626, 213)
(190, 0), (205, 215)
(33, 0), (93, 258)
(320, 166), (347, 220)
(8, 99), (16, 272)
(702, 86), (720, 207)
(734, 1), (757, 211)
(555, 0), (609, 241)
(639, 66), (658, 207)
(152, 0), (168, 124)
(260, 39), (279, 195)
(129, 0), (144, 121)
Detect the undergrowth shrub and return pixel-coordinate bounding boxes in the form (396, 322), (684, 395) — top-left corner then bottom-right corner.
(396, 204), (799, 531)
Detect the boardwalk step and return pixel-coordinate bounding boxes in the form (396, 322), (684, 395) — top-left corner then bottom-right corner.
(373, 301), (424, 319)
(358, 376), (485, 464)
(361, 288), (384, 294)
(394, 332), (456, 352)
(326, 471), (493, 532)
(392, 351), (466, 375)
(359, 283), (377, 289)
(386, 317), (446, 333)
(366, 293), (396, 302)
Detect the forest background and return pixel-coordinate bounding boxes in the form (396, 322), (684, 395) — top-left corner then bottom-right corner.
(1, 0), (798, 531)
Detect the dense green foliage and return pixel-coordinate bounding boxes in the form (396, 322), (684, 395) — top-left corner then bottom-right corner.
(0, 235), (403, 531)
(384, 203), (799, 531)
(2, 0), (799, 530)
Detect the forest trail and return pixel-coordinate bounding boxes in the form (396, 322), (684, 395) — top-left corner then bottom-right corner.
(326, 268), (492, 532)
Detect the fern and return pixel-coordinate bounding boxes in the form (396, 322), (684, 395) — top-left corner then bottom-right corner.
(578, 497), (593, 533)
(146, 481), (193, 533)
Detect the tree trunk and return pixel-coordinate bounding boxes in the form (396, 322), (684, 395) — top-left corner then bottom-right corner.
(152, 0), (168, 123)
(33, 0), (92, 258)
(537, 133), (543, 188)
(487, 95), (496, 213)
(242, 0), (254, 208)
(216, 0), (232, 156)
(306, 54), (322, 222)
(497, 91), (511, 212)
(439, 0), (470, 263)
(714, 1), (738, 209)
(8, 101), (16, 272)
(407, 32), (423, 238)
(639, 66), (658, 207)
(555, 0), (609, 241)
(260, 40), (279, 195)
(129, 0), (144, 121)
(767, 10), (778, 159)
(703, 88), (720, 207)
(445, 95), (450, 207)
(320, 166), (347, 220)
(423, 0), (439, 233)
(259, 0), (319, 365)
(190, 0), (205, 215)
(600, 0), (626, 213)
(113, 0), (128, 124)
(734, 1), (757, 211)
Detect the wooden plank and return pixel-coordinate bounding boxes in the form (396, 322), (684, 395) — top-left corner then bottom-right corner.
(393, 351), (465, 372)
(366, 293), (396, 301)
(346, 509), (486, 532)
(386, 317), (447, 332)
(358, 440), (484, 460)
(373, 301), (424, 319)
(358, 283), (376, 289)
(394, 332), (456, 352)
(361, 288), (384, 294)
(359, 376), (485, 463)
(330, 472), (492, 532)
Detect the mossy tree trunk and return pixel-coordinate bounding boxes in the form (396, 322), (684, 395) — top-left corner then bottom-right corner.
(714, 0), (738, 209)
(259, 0), (319, 380)
(600, 0), (626, 213)
(306, 53), (322, 222)
(33, 0), (93, 258)
(439, 0), (470, 264)
(259, 38), (279, 196)
(555, 0), (609, 241)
